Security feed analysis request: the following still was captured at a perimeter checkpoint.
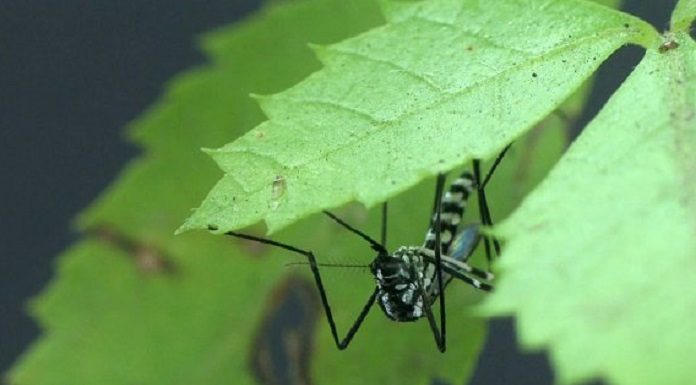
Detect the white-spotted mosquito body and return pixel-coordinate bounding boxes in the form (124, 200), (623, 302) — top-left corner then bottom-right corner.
(210, 146), (510, 352)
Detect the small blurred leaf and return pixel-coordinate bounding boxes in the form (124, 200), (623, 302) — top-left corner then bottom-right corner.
(672, 0), (696, 31)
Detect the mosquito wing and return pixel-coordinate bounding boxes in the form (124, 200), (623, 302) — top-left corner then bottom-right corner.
(428, 223), (488, 298)
(447, 223), (480, 263)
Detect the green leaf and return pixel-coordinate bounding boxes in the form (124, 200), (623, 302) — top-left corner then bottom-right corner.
(672, 0), (696, 32)
(180, 0), (657, 235)
(8, 0), (402, 384)
(485, 34), (696, 385)
(9, 0), (665, 384)
(8, 0), (567, 384)
(591, 0), (623, 8)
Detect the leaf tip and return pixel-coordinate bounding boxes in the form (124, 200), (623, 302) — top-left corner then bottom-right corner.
(249, 93), (274, 108)
(201, 147), (219, 156)
(307, 43), (332, 63)
(306, 42), (325, 52)
(175, 211), (208, 234)
(173, 224), (189, 235)
(248, 92), (265, 100)
(176, 212), (222, 235)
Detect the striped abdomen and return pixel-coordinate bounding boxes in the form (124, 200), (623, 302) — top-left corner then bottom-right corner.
(423, 172), (475, 255)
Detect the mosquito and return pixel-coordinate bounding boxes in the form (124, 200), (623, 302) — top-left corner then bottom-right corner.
(210, 147), (510, 352)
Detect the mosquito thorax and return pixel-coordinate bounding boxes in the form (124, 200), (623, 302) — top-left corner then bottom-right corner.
(370, 246), (435, 322)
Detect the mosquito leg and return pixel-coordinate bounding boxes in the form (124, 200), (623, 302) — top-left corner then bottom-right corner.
(216, 228), (377, 350)
(323, 210), (386, 254)
(410, 248), (445, 351)
(421, 289), (445, 352)
(481, 143), (512, 190)
(440, 264), (493, 292)
(452, 262), (494, 281)
(335, 288), (379, 349)
(300, 241), (378, 349)
(416, 264), (446, 351)
(476, 144), (512, 259)
(472, 160), (496, 268)
(421, 254), (495, 281)
(381, 202), (388, 250)
(434, 173), (447, 351)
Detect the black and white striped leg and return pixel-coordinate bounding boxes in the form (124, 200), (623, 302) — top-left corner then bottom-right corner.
(419, 245), (494, 292)
(447, 260), (493, 282)
(216, 229), (377, 350)
(420, 253), (494, 282)
(440, 264), (493, 292)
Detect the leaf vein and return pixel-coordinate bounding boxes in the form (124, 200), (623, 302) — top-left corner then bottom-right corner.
(277, 96), (382, 124)
(221, 28), (636, 204)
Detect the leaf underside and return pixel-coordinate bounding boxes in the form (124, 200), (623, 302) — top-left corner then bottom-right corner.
(181, 0), (656, 235)
(485, 30), (696, 385)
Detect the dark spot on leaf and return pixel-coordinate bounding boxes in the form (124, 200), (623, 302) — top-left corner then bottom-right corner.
(659, 40), (679, 52)
(208, 224), (219, 231)
(250, 276), (319, 385)
(466, 45), (474, 51)
(532, 72), (538, 78)
(135, 249), (172, 274)
(690, 19), (696, 41)
(624, 23), (630, 28)
(88, 225), (176, 275)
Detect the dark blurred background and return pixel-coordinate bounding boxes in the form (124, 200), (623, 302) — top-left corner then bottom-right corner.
(0, 0), (676, 384)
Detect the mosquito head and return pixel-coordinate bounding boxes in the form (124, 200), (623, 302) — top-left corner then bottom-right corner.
(369, 244), (394, 269)
(370, 247), (421, 285)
